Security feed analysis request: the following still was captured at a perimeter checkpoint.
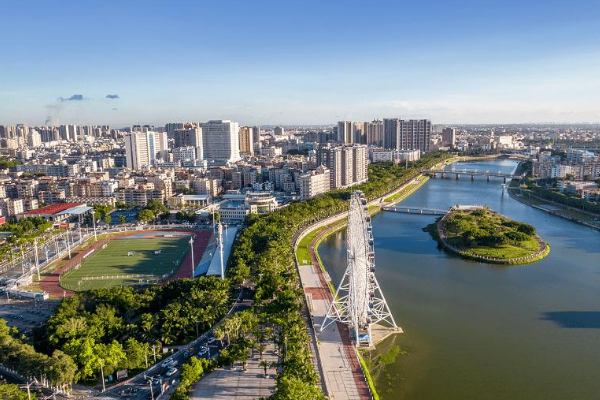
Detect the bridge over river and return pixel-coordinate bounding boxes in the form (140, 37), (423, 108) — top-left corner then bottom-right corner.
(422, 169), (524, 183)
(382, 206), (448, 215)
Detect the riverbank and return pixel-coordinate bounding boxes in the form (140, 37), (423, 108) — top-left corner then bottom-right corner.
(295, 172), (430, 400)
(317, 157), (600, 400)
(507, 163), (600, 232)
(293, 154), (506, 399)
(433, 206), (550, 265)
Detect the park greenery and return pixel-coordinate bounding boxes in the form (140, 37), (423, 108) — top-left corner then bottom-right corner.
(170, 356), (216, 400)
(0, 217), (54, 261)
(34, 277), (229, 383)
(0, 318), (76, 392)
(0, 157), (21, 170)
(228, 152), (451, 398)
(439, 207), (545, 260)
(137, 199), (169, 222)
(0, 383), (37, 400)
(92, 204), (114, 223)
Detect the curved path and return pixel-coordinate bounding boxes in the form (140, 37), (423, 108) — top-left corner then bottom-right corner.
(307, 224), (371, 400)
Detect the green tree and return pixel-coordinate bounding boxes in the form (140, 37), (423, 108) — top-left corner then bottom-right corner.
(63, 337), (99, 379)
(145, 199), (167, 216)
(96, 340), (127, 375)
(0, 383), (35, 400)
(137, 209), (155, 223)
(123, 338), (147, 370)
(118, 215), (127, 224)
(259, 359), (270, 377)
(272, 376), (326, 400)
(48, 350), (78, 389)
(213, 326), (225, 346)
(103, 215), (111, 225)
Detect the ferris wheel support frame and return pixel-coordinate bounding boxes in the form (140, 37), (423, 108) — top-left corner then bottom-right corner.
(321, 191), (397, 348)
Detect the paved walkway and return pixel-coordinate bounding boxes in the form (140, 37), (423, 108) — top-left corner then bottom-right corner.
(190, 344), (277, 399)
(298, 227), (371, 400)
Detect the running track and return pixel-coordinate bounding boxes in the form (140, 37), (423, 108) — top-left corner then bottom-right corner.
(39, 229), (212, 298)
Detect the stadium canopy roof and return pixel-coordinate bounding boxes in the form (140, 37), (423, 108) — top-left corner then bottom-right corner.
(20, 202), (82, 217)
(56, 205), (93, 216)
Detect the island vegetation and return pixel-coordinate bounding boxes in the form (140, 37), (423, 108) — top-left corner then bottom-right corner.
(435, 206), (549, 264)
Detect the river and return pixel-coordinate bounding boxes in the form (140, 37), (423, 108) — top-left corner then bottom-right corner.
(318, 159), (600, 400)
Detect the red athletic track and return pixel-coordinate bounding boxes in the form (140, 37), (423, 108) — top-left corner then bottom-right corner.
(39, 229), (212, 298)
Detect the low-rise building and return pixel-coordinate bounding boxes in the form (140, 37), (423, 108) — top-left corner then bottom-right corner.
(299, 166), (331, 200)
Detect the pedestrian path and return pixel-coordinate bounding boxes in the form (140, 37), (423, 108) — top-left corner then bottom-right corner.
(190, 344), (277, 399)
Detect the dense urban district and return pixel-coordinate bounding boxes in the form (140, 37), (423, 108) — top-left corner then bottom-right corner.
(0, 120), (599, 400)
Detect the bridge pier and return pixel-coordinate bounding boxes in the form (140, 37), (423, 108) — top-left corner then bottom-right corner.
(503, 177), (506, 184)
(455, 173), (459, 180)
(441, 173), (445, 179)
(471, 174), (474, 181)
(487, 175), (490, 182)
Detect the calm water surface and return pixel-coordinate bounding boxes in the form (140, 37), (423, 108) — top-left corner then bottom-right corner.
(319, 159), (600, 400)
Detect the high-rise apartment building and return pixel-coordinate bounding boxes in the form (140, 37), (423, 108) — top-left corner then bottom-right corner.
(383, 118), (400, 149)
(125, 131), (168, 169)
(165, 122), (186, 139)
(200, 120), (241, 164)
(274, 126), (285, 136)
(318, 144), (368, 189)
(337, 121), (354, 144)
(299, 166), (331, 200)
(399, 119), (431, 152)
(59, 124), (78, 142)
(353, 122), (368, 144)
(238, 126), (254, 155)
(383, 118), (431, 151)
(174, 127), (203, 160)
(367, 120), (384, 147)
(27, 131), (42, 147)
(442, 127), (456, 147)
(251, 126), (261, 144)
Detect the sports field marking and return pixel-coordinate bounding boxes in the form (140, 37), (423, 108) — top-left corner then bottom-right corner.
(60, 235), (191, 291)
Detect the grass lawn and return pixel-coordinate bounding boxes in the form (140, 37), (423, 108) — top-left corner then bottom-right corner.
(442, 207), (545, 261)
(60, 236), (190, 291)
(296, 229), (320, 266)
(384, 176), (429, 203)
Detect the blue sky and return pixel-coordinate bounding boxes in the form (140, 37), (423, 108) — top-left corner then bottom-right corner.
(1, 0), (600, 126)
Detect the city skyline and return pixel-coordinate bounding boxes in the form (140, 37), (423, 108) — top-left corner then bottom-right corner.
(2, 0), (600, 126)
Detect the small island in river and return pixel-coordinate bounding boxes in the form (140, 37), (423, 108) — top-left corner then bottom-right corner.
(432, 205), (550, 265)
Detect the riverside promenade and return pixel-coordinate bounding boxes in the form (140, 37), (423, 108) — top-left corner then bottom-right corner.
(296, 219), (369, 400)
(293, 173), (428, 399)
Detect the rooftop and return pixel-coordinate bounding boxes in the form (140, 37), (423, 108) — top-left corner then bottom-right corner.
(20, 202), (83, 216)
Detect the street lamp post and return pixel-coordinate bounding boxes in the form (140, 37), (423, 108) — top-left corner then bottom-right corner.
(152, 345), (157, 363)
(34, 238), (40, 281)
(65, 230), (71, 259)
(189, 236), (195, 279)
(99, 359), (106, 392)
(92, 210), (98, 241)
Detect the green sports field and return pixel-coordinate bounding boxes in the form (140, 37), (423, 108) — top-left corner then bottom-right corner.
(60, 236), (190, 291)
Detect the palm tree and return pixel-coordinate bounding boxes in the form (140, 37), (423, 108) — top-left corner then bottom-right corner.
(257, 344), (266, 359)
(259, 360), (270, 378)
(213, 326), (225, 346)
